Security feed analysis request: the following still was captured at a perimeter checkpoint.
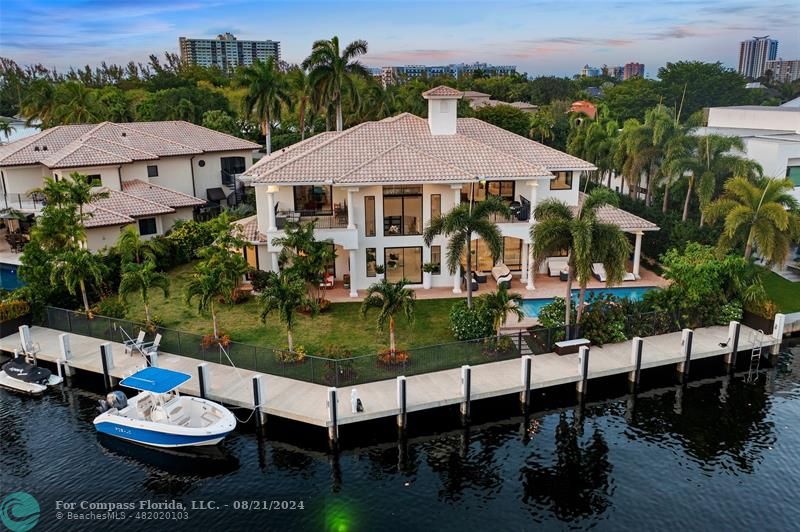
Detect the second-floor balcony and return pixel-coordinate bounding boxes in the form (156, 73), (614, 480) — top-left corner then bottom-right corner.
(1, 192), (45, 212)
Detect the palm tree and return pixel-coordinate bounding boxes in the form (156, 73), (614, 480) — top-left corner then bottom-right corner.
(302, 36), (370, 132)
(50, 248), (106, 313)
(235, 57), (291, 154)
(116, 226), (164, 263)
(531, 188), (631, 326)
(704, 177), (800, 265)
(479, 285), (524, 338)
(21, 79), (57, 127)
(64, 172), (109, 220)
(0, 119), (15, 142)
(423, 194), (511, 309)
(185, 261), (236, 339)
(360, 279), (416, 356)
(259, 271), (308, 351)
(287, 67), (314, 141)
(54, 82), (99, 124)
(271, 221), (336, 301)
(118, 260), (170, 323)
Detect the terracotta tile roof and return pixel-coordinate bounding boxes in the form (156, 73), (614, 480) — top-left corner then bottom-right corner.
(244, 113), (553, 184)
(235, 215), (268, 243)
(339, 143), (475, 183)
(422, 85), (463, 98)
(574, 193), (660, 231)
(122, 179), (206, 208)
(91, 188), (175, 218)
(0, 121), (260, 168)
(84, 204), (135, 228)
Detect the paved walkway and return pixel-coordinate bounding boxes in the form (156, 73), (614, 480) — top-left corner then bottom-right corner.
(0, 324), (779, 429)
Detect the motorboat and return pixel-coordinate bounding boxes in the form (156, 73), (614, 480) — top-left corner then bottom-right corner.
(93, 367), (237, 448)
(0, 355), (63, 395)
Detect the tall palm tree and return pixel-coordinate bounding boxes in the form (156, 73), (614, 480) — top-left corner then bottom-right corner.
(0, 119), (15, 142)
(531, 188), (631, 325)
(259, 271), (308, 351)
(673, 135), (763, 223)
(423, 194), (511, 308)
(360, 279), (416, 356)
(64, 172), (109, 220)
(54, 81), (99, 124)
(704, 177), (800, 264)
(302, 36), (370, 132)
(21, 79), (57, 127)
(479, 285), (525, 338)
(50, 248), (106, 313)
(118, 260), (170, 323)
(116, 226), (164, 264)
(186, 261), (235, 339)
(287, 67), (314, 141)
(235, 57), (291, 154)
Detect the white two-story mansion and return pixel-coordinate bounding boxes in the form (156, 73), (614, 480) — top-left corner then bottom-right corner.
(238, 86), (658, 296)
(0, 121), (260, 250)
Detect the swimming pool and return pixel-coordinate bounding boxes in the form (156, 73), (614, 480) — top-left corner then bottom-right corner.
(0, 263), (24, 290)
(521, 286), (657, 318)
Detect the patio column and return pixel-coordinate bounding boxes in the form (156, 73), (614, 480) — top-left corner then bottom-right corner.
(270, 252), (279, 273)
(526, 243), (535, 290)
(451, 183), (462, 208)
(521, 242), (529, 282)
(633, 231), (643, 279)
(346, 188), (358, 229)
(528, 181), (539, 223)
(266, 186), (277, 232)
(348, 249), (358, 297)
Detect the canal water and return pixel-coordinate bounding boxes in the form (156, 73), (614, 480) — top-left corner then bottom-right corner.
(1, 344), (798, 531)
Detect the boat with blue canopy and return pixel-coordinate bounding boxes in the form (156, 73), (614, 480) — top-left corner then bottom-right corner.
(93, 367), (236, 448)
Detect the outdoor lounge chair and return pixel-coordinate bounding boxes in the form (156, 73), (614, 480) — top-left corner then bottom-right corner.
(492, 263), (513, 288)
(548, 257), (569, 277)
(320, 272), (335, 289)
(141, 333), (162, 356)
(592, 263), (636, 282)
(462, 272), (479, 292)
(124, 330), (146, 356)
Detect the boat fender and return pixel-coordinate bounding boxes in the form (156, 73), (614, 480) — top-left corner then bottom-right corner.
(107, 391), (128, 410)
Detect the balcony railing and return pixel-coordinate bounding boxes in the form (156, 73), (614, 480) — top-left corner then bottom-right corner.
(487, 195), (531, 223)
(276, 211), (350, 230)
(2, 192), (45, 212)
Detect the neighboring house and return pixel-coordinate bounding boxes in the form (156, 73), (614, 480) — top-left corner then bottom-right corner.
(570, 100), (597, 119)
(239, 86), (657, 296)
(0, 120), (261, 211)
(463, 91), (538, 113)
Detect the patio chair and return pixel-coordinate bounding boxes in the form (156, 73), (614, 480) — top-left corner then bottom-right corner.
(492, 263), (513, 288)
(124, 330), (146, 356)
(592, 263), (635, 282)
(548, 258), (569, 277)
(319, 272), (335, 289)
(141, 333), (162, 356)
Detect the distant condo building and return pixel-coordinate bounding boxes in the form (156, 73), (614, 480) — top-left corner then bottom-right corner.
(738, 36), (778, 79)
(378, 63), (517, 84)
(179, 33), (280, 70)
(580, 65), (601, 78)
(607, 65), (624, 80)
(765, 59), (800, 83)
(623, 62), (645, 80)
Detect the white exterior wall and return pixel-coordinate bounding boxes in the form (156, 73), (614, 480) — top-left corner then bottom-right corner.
(1, 165), (52, 194)
(536, 172), (580, 205)
(121, 157), (193, 194)
(56, 165), (122, 190)
(161, 207), (196, 231)
(192, 150), (256, 199)
(86, 224), (128, 251)
(741, 137), (800, 201)
(707, 107), (800, 133)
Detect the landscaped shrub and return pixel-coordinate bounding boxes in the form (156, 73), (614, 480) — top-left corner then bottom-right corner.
(717, 301), (743, 325)
(321, 344), (356, 385)
(449, 299), (493, 340)
(536, 297), (572, 342)
(164, 219), (216, 264)
(276, 344), (306, 364)
(91, 296), (127, 319)
(482, 335), (516, 357)
(250, 269), (271, 292)
(579, 293), (627, 346)
(0, 300), (30, 322)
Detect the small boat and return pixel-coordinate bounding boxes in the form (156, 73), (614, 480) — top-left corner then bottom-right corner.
(93, 367), (236, 448)
(0, 355), (63, 395)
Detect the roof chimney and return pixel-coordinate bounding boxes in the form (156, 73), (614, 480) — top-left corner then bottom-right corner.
(422, 86), (463, 135)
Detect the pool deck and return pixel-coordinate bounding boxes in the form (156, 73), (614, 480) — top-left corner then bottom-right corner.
(0, 318), (784, 441)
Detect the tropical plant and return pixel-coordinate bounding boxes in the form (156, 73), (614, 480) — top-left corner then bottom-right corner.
(258, 271), (309, 351)
(235, 57), (291, 154)
(50, 248), (107, 313)
(271, 220), (336, 301)
(185, 261), (236, 339)
(116, 226), (164, 263)
(61, 171), (109, 220)
(423, 194), (511, 308)
(478, 285), (524, 338)
(704, 176), (800, 264)
(360, 279), (416, 356)
(53, 81), (99, 124)
(0, 118), (15, 141)
(449, 299), (494, 340)
(118, 260), (170, 323)
(531, 188), (631, 325)
(303, 36), (370, 132)
(287, 67), (315, 140)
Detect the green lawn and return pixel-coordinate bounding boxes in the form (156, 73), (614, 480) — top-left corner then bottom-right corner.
(763, 271), (800, 313)
(124, 263), (458, 356)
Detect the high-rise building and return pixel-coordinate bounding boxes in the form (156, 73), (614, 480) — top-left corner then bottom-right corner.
(738, 36), (778, 79)
(765, 59), (800, 83)
(580, 65), (601, 77)
(608, 65), (624, 80)
(623, 62), (645, 80)
(379, 63), (516, 84)
(179, 33), (280, 70)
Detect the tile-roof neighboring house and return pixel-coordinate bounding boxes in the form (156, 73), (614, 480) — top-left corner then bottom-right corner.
(422, 85), (463, 98)
(0, 121), (260, 168)
(84, 204), (135, 228)
(236, 215), (267, 243)
(122, 179), (206, 208)
(92, 188), (175, 218)
(575, 193), (659, 232)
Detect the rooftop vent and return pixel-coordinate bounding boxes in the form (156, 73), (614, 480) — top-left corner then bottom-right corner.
(42, 146), (47, 151)
(33, 146), (39, 151)
(121, 132), (127, 137)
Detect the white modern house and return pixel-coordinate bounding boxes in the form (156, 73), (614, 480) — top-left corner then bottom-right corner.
(239, 86), (657, 296)
(0, 121), (260, 250)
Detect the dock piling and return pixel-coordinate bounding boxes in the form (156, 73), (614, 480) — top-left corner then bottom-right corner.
(460, 365), (471, 422)
(99, 343), (114, 390)
(58, 333), (75, 378)
(520, 355), (532, 410)
(327, 388), (339, 448)
(396, 376), (407, 430)
(252, 375), (266, 428)
(197, 363), (210, 399)
(628, 337), (643, 391)
(677, 329), (693, 381)
(576, 346), (589, 395)
(770, 313), (786, 364)
(724, 321), (740, 369)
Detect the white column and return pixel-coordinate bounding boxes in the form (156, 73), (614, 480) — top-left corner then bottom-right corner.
(266, 189), (277, 232)
(526, 243), (535, 291)
(348, 249), (358, 297)
(521, 242), (529, 282)
(633, 231), (643, 279)
(270, 252), (279, 273)
(347, 188), (357, 229)
(528, 181), (539, 223)
(451, 184), (463, 294)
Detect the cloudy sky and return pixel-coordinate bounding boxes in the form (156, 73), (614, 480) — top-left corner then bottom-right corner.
(1, 0), (798, 77)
